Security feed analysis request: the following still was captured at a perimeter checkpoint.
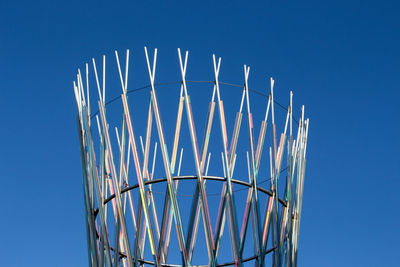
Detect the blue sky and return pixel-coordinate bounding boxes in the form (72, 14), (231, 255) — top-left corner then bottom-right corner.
(0, 0), (399, 266)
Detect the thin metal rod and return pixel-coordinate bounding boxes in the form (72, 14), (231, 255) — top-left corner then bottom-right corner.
(211, 54), (241, 266)
(145, 47), (189, 266)
(177, 48), (216, 266)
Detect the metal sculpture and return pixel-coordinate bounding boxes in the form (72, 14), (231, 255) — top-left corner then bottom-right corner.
(73, 47), (309, 267)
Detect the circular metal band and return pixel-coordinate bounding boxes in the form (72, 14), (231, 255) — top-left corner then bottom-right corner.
(103, 175), (287, 207)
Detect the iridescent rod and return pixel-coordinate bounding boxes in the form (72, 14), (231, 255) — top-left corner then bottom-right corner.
(74, 47), (309, 267)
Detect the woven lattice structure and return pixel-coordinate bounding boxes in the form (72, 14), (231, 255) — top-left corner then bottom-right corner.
(73, 48), (309, 267)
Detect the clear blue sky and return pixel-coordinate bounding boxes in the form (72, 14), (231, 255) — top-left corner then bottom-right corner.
(0, 0), (399, 266)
